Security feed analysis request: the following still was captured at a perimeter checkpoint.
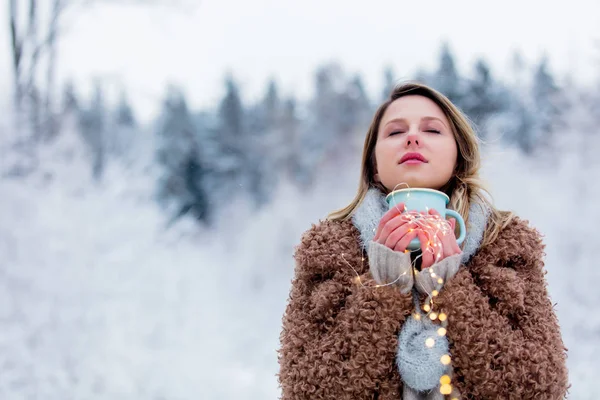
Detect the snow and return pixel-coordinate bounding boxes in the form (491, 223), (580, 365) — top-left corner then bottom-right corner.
(0, 126), (597, 399)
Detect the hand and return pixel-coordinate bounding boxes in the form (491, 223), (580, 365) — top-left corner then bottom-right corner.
(416, 209), (462, 269)
(373, 202), (419, 252)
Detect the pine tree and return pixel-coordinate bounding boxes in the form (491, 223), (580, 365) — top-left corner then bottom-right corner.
(116, 91), (136, 127)
(530, 55), (564, 151)
(462, 58), (505, 136)
(433, 42), (464, 107)
(246, 78), (283, 207)
(62, 80), (79, 114)
(281, 97), (301, 182)
(156, 85), (210, 225)
(382, 66), (395, 100)
(216, 75), (248, 200)
(340, 75), (371, 134)
(78, 82), (106, 181)
(109, 90), (137, 163)
(295, 64), (344, 187)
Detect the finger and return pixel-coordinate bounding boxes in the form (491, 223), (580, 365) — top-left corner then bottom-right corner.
(428, 208), (441, 217)
(377, 214), (412, 245)
(449, 217), (456, 232)
(444, 218), (462, 255)
(385, 222), (415, 249)
(374, 203), (405, 241)
(439, 229), (455, 259)
(452, 238), (462, 255)
(393, 230), (419, 252)
(417, 230), (434, 269)
(429, 228), (444, 261)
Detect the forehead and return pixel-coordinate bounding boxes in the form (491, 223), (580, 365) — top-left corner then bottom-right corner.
(380, 95), (448, 125)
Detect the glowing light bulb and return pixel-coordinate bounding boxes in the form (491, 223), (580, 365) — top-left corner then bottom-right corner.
(438, 313), (447, 322)
(437, 327), (447, 336)
(425, 338), (435, 348)
(429, 312), (438, 321)
(440, 375), (451, 385)
(441, 355), (451, 365)
(440, 384), (452, 395)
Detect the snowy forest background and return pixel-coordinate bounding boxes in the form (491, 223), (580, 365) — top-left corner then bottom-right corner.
(1, 2), (600, 399)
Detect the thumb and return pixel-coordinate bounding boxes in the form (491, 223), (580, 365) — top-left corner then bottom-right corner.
(449, 218), (456, 231)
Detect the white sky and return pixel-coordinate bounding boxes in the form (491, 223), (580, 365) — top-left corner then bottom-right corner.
(1, 0), (599, 121)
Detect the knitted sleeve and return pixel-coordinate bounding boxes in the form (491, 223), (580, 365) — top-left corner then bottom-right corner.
(366, 241), (413, 294)
(433, 220), (569, 399)
(277, 220), (413, 400)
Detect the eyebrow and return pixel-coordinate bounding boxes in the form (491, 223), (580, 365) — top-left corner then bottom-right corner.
(384, 116), (449, 129)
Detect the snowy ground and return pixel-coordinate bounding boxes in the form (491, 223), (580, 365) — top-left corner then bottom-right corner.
(0, 139), (597, 399)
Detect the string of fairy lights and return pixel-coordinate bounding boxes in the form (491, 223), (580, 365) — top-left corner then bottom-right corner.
(339, 185), (462, 398)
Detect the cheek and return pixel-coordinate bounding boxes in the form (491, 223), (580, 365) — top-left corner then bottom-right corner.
(374, 143), (388, 165)
(376, 141), (395, 161)
(445, 142), (459, 173)
(435, 139), (458, 172)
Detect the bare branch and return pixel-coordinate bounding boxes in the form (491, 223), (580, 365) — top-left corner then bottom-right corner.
(26, 0), (39, 93)
(44, 0), (63, 138)
(9, 0), (21, 68)
(26, 0), (37, 43)
(9, 0), (24, 108)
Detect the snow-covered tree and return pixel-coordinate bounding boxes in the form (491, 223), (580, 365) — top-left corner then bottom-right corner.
(104, 90), (138, 164)
(530, 55), (565, 152)
(340, 75), (371, 135)
(78, 82), (106, 180)
(215, 75), (250, 201)
(462, 58), (506, 136)
(245, 78), (283, 207)
(155, 85), (210, 225)
(431, 43), (465, 107)
(382, 66), (396, 100)
(115, 91), (136, 128)
(280, 97), (301, 183)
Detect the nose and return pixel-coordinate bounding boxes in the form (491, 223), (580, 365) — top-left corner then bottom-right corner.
(404, 131), (420, 148)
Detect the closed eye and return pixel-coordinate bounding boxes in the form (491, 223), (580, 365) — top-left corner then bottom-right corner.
(390, 131), (405, 136)
(425, 129), (441, 134)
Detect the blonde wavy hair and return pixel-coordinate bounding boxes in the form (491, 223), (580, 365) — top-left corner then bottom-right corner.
(327, 82), (513, 247)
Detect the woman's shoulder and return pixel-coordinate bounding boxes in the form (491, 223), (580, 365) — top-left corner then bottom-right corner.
(478, 213), (545, 270)
(293, 218), (362, 278)
(296, 218), (360, 254)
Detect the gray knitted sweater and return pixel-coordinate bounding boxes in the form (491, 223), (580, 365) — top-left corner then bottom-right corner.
(351, 188), (490, 400)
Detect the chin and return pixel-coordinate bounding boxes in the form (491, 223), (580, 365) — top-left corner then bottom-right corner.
(385, 178), (446, 192)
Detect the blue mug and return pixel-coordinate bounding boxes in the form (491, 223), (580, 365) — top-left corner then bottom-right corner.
(385, 188), (466, 251)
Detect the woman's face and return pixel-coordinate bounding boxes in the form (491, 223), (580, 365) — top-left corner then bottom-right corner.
(374, 95), (458, 192)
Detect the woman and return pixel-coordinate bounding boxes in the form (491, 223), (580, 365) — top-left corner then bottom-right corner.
(277, 82), (568, 399)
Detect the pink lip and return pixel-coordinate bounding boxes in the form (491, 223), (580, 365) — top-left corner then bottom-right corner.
(402, 159), (425, 165)
(400, 152), (428, 164)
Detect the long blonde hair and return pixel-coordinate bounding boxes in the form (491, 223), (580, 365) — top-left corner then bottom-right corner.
(327, 82), (513, 247)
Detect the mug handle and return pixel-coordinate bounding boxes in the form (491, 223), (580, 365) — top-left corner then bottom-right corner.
(446, 210), (466, 246)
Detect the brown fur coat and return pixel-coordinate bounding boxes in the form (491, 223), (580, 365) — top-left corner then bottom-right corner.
(277, 217), (568, 399)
